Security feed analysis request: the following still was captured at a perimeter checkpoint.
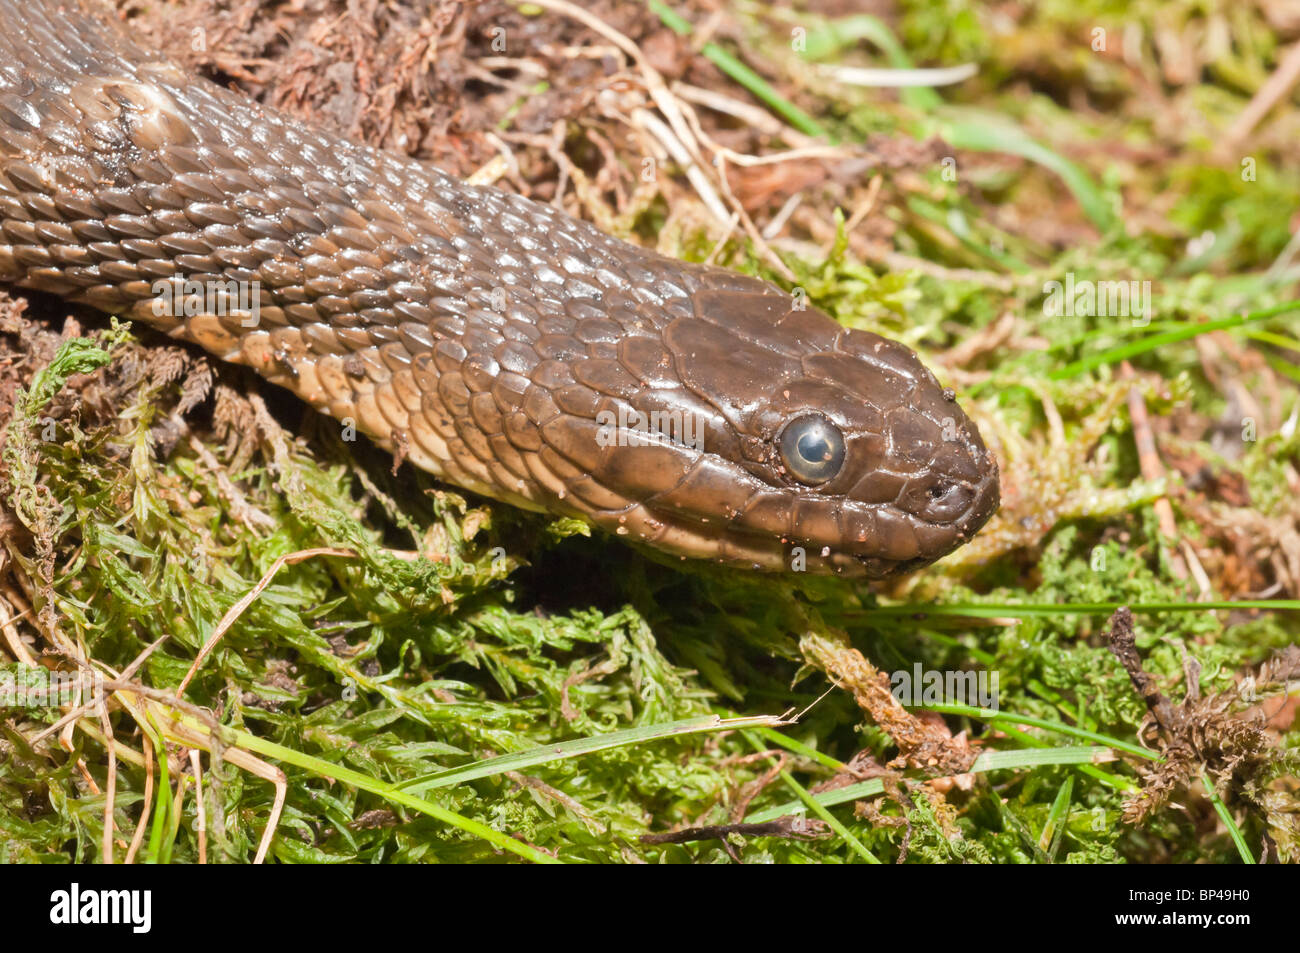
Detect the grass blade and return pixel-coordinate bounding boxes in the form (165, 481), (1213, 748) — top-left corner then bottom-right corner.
(745, 745), (1114, 823)
(1050, 299), (1300, 379)
(400, 713), (785, 793)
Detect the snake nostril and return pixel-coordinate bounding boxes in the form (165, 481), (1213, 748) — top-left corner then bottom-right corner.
(927, 483), (950, 501)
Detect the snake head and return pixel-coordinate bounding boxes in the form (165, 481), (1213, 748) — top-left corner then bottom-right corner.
(560, 271), (1000, 577)
(744, 318), (1002, 577)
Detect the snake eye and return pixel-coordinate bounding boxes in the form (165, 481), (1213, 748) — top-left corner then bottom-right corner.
(778, 413), (846, 485)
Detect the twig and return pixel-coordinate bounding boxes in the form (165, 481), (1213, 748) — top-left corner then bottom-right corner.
(190, 749), (207, 865)
(1106, 607), (1180, 736)
(0, 593), (36, 665)
(640, 815), (826, 846)
(124, 738), (154, 865)
(177, 547), (358, 696)
(817, 63), (978, 87)
(1121, 362), (1188, 581)
(99, 676), (117, 864)
(703, 212), (740, 265)
(1224, 40), (1300, 149)
(520, 0), (796, 280)
(631, 107), (730, 224)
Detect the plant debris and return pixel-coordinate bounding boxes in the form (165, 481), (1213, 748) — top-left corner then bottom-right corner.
(1108, 607), (1300, 861)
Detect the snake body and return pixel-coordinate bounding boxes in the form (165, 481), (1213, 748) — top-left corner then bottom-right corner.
(0, 0), (998, 576)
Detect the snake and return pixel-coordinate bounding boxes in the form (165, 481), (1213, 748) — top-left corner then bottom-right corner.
(0, 0), (999, 576)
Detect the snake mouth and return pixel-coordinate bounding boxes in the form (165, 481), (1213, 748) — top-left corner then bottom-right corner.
(840, 455), (1000, 578)
(921, 450), (1001, 551)
(925, 449), (1001, 542)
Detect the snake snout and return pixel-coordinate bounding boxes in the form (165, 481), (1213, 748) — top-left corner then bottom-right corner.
(863, 388), (1000, 572)
(932, 447), (1001, 546)
(899, 432), (1000, 529)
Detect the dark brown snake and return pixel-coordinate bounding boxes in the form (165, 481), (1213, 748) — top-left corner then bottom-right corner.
(0, 0), (999, 576)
